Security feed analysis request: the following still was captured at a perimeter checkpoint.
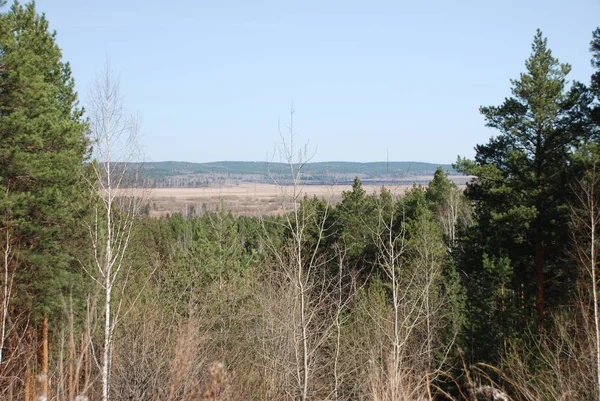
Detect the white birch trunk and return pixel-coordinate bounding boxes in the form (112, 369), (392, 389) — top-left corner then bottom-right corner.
(87, 63), (142, 401)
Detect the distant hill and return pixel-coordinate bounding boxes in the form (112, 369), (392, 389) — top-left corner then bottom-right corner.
(131, 161), (462, 188)
(141, 160), (456, 177)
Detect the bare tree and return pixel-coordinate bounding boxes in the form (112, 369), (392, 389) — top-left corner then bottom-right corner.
(0, 225), (14, 369)
(85, 63), (144, 401)
(364, 189), (457, 401)
(572, 156), (600, 401)
(440, 186), (464, 248)
(0, 219), (30, 400)
(258, 107), (353, 400)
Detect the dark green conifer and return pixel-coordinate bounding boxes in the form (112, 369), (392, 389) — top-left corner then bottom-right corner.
(456, 30), (578, 359)
(0, 1), (89, 323)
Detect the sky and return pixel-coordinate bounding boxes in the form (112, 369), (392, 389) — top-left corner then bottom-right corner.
(28, 0), (600, 164)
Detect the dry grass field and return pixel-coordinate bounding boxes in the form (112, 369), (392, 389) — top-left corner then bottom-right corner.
(142, 183), (415, 216)
(134, 174), (471, 217)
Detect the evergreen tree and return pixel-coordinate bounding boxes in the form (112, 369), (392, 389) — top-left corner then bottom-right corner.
(426, 167), (454, 208)
(336, 177), (368, 256)
(456, 30), (578, 357)
(335, 177), (376, 270)
(0, 1), (89, 324)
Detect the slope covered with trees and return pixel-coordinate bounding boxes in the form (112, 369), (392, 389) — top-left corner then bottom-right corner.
(2, 1), (600, 400)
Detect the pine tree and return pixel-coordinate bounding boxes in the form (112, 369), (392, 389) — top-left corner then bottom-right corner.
(456, 30), (578, 356)
(0, 0), (89, 345)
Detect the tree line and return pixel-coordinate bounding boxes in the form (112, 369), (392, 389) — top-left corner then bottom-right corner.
(2, 1), (600, 400)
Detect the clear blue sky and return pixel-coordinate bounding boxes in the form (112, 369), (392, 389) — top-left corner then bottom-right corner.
(32, 0), (600, 163)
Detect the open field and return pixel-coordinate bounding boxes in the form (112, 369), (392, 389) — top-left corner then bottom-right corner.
(139, 177), (465, 216)
(143, 183), (416, 216)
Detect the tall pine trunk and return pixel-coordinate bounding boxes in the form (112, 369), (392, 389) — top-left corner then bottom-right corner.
(536, 161), (545, 333)
(535, 235), (544, 333)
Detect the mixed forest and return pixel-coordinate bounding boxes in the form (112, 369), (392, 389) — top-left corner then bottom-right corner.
(2, 2), (600, 400)
(132, 161), (458, 187)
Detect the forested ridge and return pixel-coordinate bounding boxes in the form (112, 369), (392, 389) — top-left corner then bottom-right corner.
(128, 161), (457, 188)
(2, 2), (600, 400)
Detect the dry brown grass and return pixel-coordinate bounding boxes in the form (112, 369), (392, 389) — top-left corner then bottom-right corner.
(135, 183), (414, 217)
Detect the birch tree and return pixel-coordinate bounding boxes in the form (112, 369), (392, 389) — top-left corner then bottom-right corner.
(572, 151), (600, 401)
(0, 227), (14, 370)
(259, 108), (353, 400)
(86, 65), (143, 401)
(364, 186), (459, 400)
